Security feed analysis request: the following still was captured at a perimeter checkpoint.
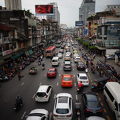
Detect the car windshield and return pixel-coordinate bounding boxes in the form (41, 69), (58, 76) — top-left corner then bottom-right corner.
(29, 113), (45, 117)
(80, 76), (87, 79)
(56, 109), (69, 114)
(87, 101), (100, 108)
(49, 70), (55, 72)
(36, 92), (46, 97)
(64, 77), (71, 81)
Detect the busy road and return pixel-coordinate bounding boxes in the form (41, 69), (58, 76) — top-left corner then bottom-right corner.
(0, 37), (116, 120)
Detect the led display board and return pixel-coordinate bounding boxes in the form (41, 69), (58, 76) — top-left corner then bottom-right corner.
(35, 5), (53, 14)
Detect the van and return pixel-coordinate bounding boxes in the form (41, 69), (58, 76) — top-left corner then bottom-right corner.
(104, 82), (120, 120)
(52, 57), (59, 66)
(35, 85), (52, 102)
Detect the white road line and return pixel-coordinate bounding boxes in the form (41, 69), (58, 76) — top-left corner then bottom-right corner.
(74, 83), (76, 87)
(57, 82), (59, 86)
(76, 95), (78, 101)
(59, 74), (61, 76)
(39, 83), (42, 85)
(32, 94), (35, 99)
(21, 111), (26, 119)
(49, 112), (53, 120)
(21, 82), (24, 86)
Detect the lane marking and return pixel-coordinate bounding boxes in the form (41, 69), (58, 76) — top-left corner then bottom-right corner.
(74, 83), (76, 87)
(76, 95), (78, 101)
(49, 112), (53, 120)
(39, 83), (42, 85)
(21, 82), (24, 86)
(21, 111), (26, 119)
(32, 94), (35, 99)
(59, 74), (61, 76)
(57, 82), (59, 86)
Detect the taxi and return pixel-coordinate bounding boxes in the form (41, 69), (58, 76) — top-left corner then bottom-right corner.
(61, 74), (73, 87)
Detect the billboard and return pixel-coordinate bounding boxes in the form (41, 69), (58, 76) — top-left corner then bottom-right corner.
(75, 21), (84, 26)
(35, 5), (53, 14)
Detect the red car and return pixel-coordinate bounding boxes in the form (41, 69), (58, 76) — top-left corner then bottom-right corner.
(47, 68), (57, 78)
(61, 74), (73, 87)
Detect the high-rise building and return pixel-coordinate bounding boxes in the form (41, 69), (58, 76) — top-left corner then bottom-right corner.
(79, 0), (95, 25)
(46, 3), (60, 25)
(4, 0), (22, 10)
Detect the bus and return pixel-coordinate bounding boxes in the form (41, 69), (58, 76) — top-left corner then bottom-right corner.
(45, 46), (56, 58)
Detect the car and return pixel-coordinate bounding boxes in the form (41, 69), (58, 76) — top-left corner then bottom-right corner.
(61, 74), (74, 87)
(77, 62), (86, 71)
(57, 53), (63, 59)
(77, 73), (89, 86)
(29, 67), (37, 74)
(106, 54), (115, 60)
(82, 93), (103, 116)
(26, 109), (49, 120)
(86, 116), (106, 120)
(64, 56), (71, 62)
(65, 52), (72, 57)
(47, 68), (57, 78)
(73, 53), (79, 59)
(53, 93), (73, 120)
(59, 49), (64, 53)
(35, 85), (52, 102)
(91, 77), (110, 91)
(74, 56), (81, 63)
(63, 61), (72, 71)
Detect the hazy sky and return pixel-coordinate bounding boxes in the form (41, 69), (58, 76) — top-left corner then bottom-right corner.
(0, 0), (120, 27)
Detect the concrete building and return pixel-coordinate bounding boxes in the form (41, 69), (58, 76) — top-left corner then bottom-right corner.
(4, 0), (22, 10)
(46, 2), (60, 25)
(79, 0), (95, 26)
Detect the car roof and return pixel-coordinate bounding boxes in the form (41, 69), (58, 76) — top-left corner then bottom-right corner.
(37, 85), (50, 93)
(48, 68), (55, 71)
(56, 93), (72, 98)
(86, 116), (105, 120)
(62, 74), (72, 77)
(78, 73), (87, 76)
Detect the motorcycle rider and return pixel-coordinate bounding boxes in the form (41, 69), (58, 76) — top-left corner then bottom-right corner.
(15, 96), (23, 110)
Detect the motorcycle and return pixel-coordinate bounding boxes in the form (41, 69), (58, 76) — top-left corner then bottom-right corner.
(14, 96), (23, 112)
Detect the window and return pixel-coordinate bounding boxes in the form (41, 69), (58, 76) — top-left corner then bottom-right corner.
(69, 98), (72, 109)
(37, 92), (46, 97)
(56, 109), (69, 114)
(47, 86), (51, 93)
(114, 101), (118, 111)
(105, 86), (114, 101)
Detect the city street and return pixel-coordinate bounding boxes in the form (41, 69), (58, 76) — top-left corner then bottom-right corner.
(0, 43), (116, 120)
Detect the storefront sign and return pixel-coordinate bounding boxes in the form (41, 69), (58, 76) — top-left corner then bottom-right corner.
(2, 50), (13, 56)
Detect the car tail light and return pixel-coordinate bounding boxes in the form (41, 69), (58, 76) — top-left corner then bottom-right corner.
(85, 108), (91, 112)
(99, 108), (103, 112)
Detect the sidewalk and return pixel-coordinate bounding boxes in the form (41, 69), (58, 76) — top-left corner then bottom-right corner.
(95, 55), (120, 74)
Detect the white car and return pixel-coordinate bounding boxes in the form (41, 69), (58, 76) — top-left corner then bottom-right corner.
(65, 52), (72, 57)
(74, 56), (81, 63)
(26, 109), (49, 120)
(53, 93), (73, 120)
(57, 53), (63, 59)
(86, 116), (106, 120)
(77, 73), (89, 86)
(73, 53), (79, 59)
(35, 85), (52, 102)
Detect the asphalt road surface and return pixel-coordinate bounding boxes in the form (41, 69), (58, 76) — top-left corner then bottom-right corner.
(0, 43), (115, 120)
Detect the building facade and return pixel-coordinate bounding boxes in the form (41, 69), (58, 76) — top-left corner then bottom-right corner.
(5, 0), (22, 10)
(79, 0), (95, 26)
(46, 2), (60, 25)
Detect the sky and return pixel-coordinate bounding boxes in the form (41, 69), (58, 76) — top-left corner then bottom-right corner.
(0, 0), (120, 27)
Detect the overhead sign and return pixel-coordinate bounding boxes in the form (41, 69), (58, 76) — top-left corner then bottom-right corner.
(75, 21), (84, 26)
(35, 5), (53, 14)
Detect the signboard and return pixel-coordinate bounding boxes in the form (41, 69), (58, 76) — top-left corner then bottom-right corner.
(35, 5), (53, 14)
(75, 21), (84, 26)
